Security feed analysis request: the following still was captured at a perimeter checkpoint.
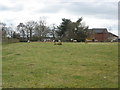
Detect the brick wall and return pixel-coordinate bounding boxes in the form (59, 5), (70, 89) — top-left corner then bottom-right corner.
(94, 33), (109, 42)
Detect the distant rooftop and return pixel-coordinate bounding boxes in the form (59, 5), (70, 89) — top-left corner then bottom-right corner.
(92, 28), (108, 33)
(108, 32), (118, 37)
(92, 28), (107, 30)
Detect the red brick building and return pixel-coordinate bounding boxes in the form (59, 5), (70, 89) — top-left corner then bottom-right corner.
(86, 28), (118, 42)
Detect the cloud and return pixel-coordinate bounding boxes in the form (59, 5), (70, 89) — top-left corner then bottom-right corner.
(34, 1), (117, 21)
(61, 2), (117, 20)
(0, 4), (24, 12)
(0, 0), (118, 36)
(36, 4), (64, 13)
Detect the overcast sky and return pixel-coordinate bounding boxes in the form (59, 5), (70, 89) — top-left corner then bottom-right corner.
(0, 0), (119, 36)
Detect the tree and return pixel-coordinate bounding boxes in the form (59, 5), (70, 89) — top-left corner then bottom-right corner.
(57, 18), (71, 39)
(17, 23), (26, 39)
(25, 21), (37, 41)
(73, 18), (89, 41)
(12, 32), (20, 39)
(35, 18), (50, 41)
(0, 22), (7, 38)
(7, 24), (15, 38)
(57, 17), (89, 42)
(50, 24), (57, 39)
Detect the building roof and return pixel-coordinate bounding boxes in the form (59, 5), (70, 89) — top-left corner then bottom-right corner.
(108, 32), (118, 37)
(92, 28), (108, 33)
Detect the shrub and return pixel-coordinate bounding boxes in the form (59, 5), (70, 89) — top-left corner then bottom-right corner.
(2, 38), (19, 44)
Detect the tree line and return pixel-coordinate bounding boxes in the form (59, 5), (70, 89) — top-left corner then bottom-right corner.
(1, 17), (91, 42)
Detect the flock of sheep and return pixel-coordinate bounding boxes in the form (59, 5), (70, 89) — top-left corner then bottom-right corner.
(53, 39), (78, 45)
(27, 39), (78, 45)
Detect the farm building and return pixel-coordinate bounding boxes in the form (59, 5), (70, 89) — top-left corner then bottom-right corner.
(86, 28), (118, 42)
(107, 32), (118, 42)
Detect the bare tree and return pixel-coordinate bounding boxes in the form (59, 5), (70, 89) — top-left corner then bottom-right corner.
(17, 23), (26, 39)
(7, 24), (15, 38)
(35, 18), (49, 41)
(50, 24), (57, 39)
(0, 22), (7, 38)
(25, 21), (37, 41)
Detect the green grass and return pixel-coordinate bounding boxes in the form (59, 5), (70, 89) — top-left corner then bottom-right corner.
(2, 42), (118, 88)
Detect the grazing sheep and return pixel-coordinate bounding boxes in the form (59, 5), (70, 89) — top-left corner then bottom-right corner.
(27, 40), (30, 43)
(53, 40), (62, 45)
(73, 40), (77, 42)
(70, 39), (73, 42)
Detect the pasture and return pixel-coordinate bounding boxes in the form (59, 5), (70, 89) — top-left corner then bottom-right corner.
(2, 42), (118, 88)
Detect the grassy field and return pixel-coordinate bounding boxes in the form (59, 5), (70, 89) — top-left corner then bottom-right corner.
(2, 42), (118, 88)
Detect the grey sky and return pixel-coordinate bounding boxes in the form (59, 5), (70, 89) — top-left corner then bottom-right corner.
(0, 0), (119, 35)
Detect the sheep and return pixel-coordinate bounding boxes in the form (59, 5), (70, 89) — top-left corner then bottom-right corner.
(53, 40), (62, 45)
(27, 40), (30, 43)
(73, 40), (77, 42)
